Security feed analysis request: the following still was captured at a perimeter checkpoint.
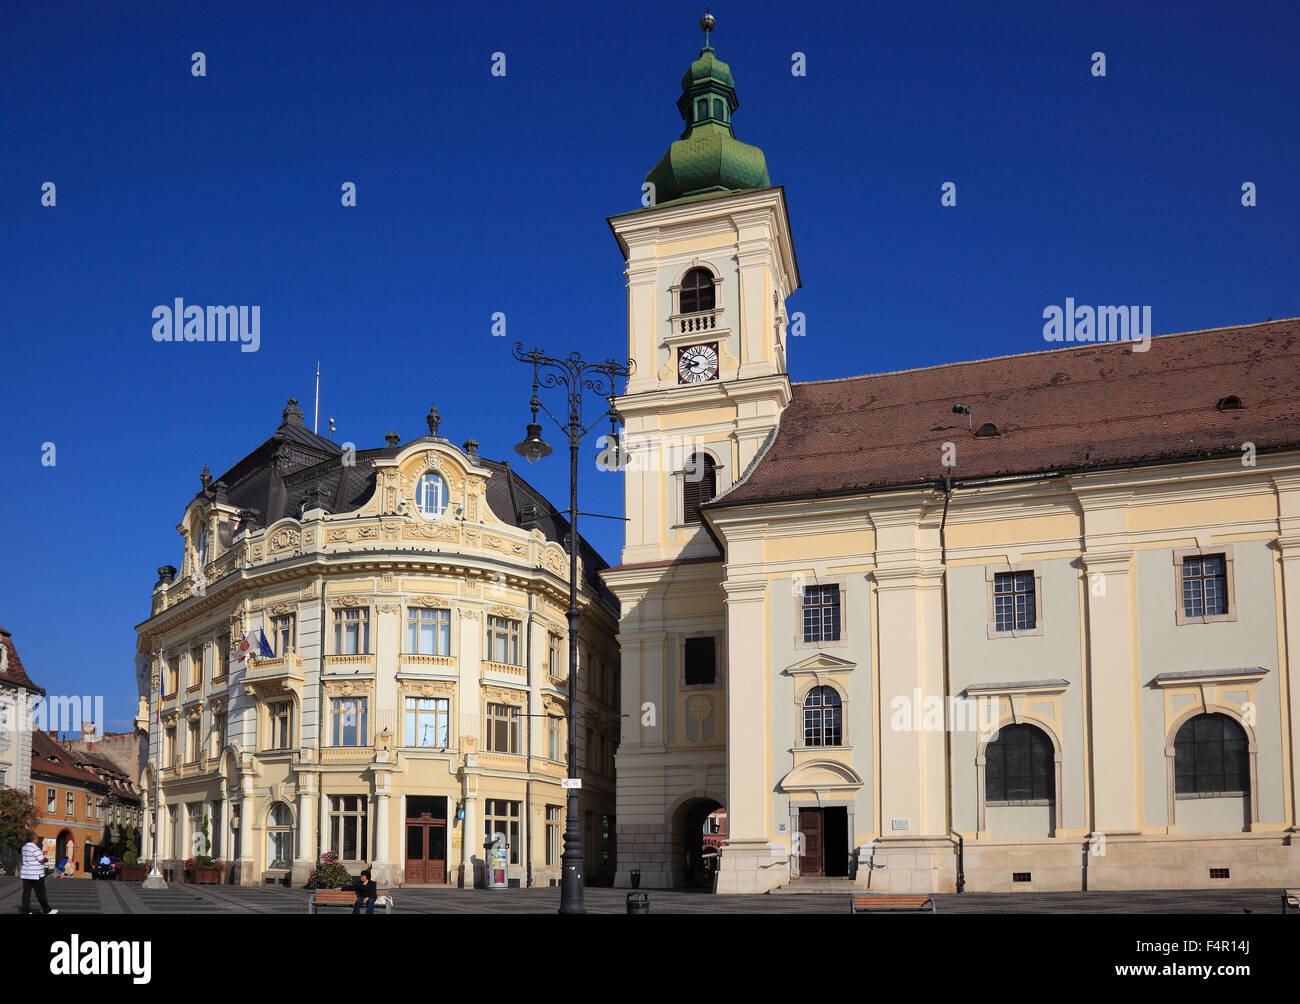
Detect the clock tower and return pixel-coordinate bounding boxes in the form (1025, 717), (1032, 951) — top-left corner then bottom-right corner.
(603, 14), (800, 891)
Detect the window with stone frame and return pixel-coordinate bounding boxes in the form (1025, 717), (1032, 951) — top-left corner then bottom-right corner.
(407, 607), (451, 656)
(801, 585), (842, 643)
(679, 267), (716, 314)
(485, 616), (522, 666)
(681, 453), (717, 525)
(683, 635), (717, 687)
(1174, 713), (1248, 795)
(485, 702), (520, 753)
(330, 697), (368, 747)
(802, 686), (843, 747)
(328, 795), (369, 861)
(186, 718), (201, 762)
(993, 572), (1036, 632)
(333, 607), (370, 655)
(404, 696), (449, 748)
(272, 614), (296, 656)
(1181, 555), (1228, 617)
(268, 701), (294, 750)
(985, 723), (1055, 802)
(484, 799), (520, 864)
(189, 644), (204, 688)
(217, 632), (231, 677)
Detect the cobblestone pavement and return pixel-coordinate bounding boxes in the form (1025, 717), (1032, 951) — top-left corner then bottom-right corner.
(0, 878), (1288, 915)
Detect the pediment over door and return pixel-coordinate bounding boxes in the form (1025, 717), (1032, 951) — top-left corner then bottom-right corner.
(779, 759), (864, 795)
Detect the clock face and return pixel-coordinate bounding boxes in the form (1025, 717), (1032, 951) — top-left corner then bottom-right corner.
(678, 343), (719, 384)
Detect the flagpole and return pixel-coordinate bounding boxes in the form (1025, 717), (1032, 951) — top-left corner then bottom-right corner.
(314, 362), (320, 434)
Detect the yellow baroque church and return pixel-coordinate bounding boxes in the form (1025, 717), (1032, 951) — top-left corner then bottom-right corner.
(601, 22), (1300, 894)
(135, 401), (619, 888)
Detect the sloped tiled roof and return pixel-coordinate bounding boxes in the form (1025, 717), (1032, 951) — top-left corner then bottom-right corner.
(0, 627), (43, 694)
(31, 731), (104, 787)
(714, 318), (1300, 508)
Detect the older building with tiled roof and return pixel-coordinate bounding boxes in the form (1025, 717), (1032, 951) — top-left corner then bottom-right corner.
(135, 399), (619, 887)
(0, 626), (44, 801)
(601, 19), (1300, 895)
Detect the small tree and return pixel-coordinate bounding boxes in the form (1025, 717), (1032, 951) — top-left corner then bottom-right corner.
(0, 787), (38, 854)
(123, 828), (139, 866)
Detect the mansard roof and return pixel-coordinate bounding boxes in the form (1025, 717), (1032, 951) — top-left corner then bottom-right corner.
(713, 317), (1300, 508)
(195, 400), (615, 609)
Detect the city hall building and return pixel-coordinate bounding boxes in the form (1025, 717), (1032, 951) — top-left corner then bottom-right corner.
(134, 401), (619, 887)
(602, 24), (1300, 893)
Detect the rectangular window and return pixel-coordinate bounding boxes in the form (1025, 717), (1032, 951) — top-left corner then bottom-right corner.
(169, 806), (179, 858)
(328, 795), (369, 861)
(485, 615), (521, 666)
(272, 614), (297, 656)
(166, 655), (180, 697)
(547, 633), (562, 678)
(547, 716), (562, 761)
(333, 608), (370, 655)
(268, 701), (293, 750)
(331, 697), (368, 747)
(212, 711), (226, 756)
(683, 636), (717, 686)
(1182, 554), (1228, 617)
(217, 632), (230, 677)
(484, 799), (520, 864)
(801, 585), (842, 643)
(165, 727), (177, 766)
(585, 727), (593, 768)
(188, 803), (204, 857)
(485, 703), (519, 753)
(404, 697), (449, 747)
(66, 791), (74, 817)
(407, 607), (451, 656)
(189, 645), (204, 688)
(993, 571), (1037, 632)
(85, 793), (94, 819)
(210, 799), (222, 858)
(545, 806), (561, 866)
(187, 719), (200, 762)
(47, 787), (56, 812)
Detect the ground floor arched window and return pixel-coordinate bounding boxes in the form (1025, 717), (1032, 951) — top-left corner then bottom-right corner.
(266, 802), (293, 869)
(1174, 713), (1248, 795)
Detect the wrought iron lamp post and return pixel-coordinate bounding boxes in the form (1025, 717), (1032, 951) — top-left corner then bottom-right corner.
(511, 341), (632, 914)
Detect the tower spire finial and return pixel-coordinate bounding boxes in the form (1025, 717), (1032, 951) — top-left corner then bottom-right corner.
(700, 10), (715, 49)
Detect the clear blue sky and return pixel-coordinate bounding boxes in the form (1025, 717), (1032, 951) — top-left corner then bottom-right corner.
(1, 1), (1296, 734)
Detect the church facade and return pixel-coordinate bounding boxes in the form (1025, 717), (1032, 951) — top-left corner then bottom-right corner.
(603, 25), (1300, 894)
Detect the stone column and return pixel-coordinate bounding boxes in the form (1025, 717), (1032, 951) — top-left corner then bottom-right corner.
(238, 774), (255, 886)
(292, 767), (316, 886)
(716, 576), (785, 894)
(460, 782), (479, 889)
(1272, 474), (1300, 833)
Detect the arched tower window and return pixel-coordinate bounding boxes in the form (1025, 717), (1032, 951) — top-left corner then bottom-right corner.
(1175, 713), (1248, 794)
(679, 268), (716, 315)
(682, 453), (717, 524)
(985, 723), (1054, 801)
(803, 686), (842, 747)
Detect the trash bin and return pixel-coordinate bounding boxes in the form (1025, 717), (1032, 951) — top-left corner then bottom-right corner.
(627, 892), (649, 914)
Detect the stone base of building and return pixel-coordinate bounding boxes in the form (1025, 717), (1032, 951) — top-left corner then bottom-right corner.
(614, 821), (675, 888)
(714, 839), (789, 894)
(960, 832), (1300, 892)
(856, 837), (959, 893)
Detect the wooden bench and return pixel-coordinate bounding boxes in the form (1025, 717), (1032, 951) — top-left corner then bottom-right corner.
(308, 889), (394, 914)
(850, 893), (935, 914)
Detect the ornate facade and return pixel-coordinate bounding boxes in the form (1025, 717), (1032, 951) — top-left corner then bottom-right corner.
(135, 402), (619, 887)
(603, 24), (1300, 894)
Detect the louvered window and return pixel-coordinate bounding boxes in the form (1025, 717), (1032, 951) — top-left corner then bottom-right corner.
(682, 453), (717, 524)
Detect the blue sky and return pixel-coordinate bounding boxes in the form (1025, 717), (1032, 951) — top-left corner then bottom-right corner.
(1, 0), (1296, 734)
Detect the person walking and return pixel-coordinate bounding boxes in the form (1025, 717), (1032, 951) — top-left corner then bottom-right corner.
(344, 868), (378, 915)
(20, 833), (58, 915)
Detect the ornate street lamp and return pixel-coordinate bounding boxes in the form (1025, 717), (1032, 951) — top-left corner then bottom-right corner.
(512, 341), (632, 914)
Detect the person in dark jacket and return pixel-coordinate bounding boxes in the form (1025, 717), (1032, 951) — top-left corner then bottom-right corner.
(344, 868), (378, 915)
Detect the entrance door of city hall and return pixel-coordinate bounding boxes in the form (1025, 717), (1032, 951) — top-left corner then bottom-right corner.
(405, 797), (447, 884)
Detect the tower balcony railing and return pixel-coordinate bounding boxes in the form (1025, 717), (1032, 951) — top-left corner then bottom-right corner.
(670, 307), (723, 334)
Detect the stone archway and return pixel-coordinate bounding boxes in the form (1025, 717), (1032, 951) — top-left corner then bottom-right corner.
(672, 796), (724, 888)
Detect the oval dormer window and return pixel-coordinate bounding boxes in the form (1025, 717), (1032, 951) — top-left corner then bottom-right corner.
(197, 528), (208, 568)
(417, 473), (448, 519)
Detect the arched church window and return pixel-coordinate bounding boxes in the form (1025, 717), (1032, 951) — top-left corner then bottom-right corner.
(682, 453), (717, 524)
(679, 268), (716, 315)
(1175, 713), (1248, 795)
(803, 686), (842, 747)
(985, 723), (1054, 801)
(713, 98), (724, 119)
(696, 98), (708, 123)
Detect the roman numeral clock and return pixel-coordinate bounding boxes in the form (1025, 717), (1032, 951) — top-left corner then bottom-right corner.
(677, 342), (719, 383)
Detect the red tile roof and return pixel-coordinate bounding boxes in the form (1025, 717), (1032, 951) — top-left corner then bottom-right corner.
(714, 318), (1300, 507)
(0, 627), (43, 694)
(31, 731), (105, 788)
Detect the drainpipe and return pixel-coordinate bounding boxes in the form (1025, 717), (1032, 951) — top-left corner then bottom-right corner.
(939, 475), (965, 893)
(317, 571), (326, 868)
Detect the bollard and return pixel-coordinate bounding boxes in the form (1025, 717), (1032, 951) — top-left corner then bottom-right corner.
(627, 891), (649, 914)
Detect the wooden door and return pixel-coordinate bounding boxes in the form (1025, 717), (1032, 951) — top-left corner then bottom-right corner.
(404, 817), (447, 883)
(798, 809), (824, 876)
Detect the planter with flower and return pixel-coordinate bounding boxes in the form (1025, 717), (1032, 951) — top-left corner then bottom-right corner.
(185, 815), (225, 883)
